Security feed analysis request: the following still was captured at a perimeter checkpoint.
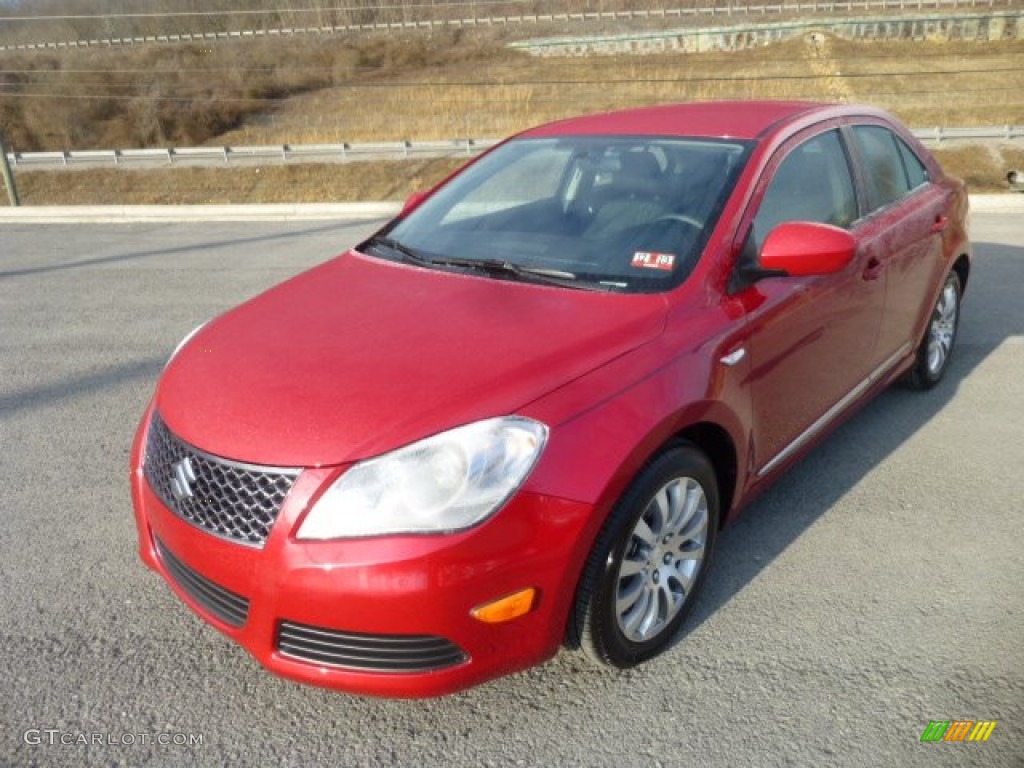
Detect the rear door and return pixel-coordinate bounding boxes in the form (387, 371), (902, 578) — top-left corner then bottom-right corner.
(844, 122), (950, 361)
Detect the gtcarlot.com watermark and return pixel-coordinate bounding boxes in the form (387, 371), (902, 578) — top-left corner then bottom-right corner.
(24, 729), (203, 747)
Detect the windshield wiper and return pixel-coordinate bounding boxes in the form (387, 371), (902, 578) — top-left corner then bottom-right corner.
(363, 235), (433, 266)
(364, 236), (616, 291)
(426, 256), (615, 292)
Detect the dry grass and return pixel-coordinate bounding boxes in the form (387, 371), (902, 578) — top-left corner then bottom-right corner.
(4, 144), (1019, 206)
(934, 144), (1024, 193)
(3, 158), (468, 205)
(2, 26), (1022, 206)
(1, 31), (1022, 153)
(217, 36), (1024, 145)
(0, 30), (513, 150)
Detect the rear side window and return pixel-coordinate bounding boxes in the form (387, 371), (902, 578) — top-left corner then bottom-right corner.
(896, 137), (929, 190)
(851, 125), (912, 211)
(752, 129), (857, 249)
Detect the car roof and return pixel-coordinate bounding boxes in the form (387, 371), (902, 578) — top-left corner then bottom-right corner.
(521, 100), (839, 141)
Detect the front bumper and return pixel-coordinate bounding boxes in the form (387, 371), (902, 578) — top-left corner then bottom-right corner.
(129, 409), (595, 698)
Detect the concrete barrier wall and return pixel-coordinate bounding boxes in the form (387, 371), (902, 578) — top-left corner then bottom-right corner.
(509, 10), (1023, 55)
(2, 2), (1019, 53)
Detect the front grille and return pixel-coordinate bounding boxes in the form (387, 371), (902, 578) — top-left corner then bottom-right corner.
(155, 537), (250, 628)
(277, 620), (469, 673)
(143, 412), (299, 547)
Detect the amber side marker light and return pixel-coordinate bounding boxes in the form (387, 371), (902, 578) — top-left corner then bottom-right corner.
(471, 588), (537, 624)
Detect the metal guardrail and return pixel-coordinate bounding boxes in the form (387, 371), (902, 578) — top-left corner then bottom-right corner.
(3, 129), (1022, 170)
(0, 0), (1015, 52)
(913, 126), (1024, 142)
(4, 139), (501, 168)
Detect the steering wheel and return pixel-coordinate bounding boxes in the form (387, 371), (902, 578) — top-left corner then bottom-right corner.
(654, 213), (704, 230)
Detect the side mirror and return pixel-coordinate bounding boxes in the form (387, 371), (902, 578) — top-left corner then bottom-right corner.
(401, 190), (428, 216)
(759, 221), (856, 277)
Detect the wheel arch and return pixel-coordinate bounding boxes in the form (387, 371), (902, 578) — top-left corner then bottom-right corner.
(952, 253), (970, 294)
(672, 421), (738, 528)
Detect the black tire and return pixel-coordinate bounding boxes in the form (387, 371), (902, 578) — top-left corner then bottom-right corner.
(569, 444), (720, 668)
(902, 270), (962, 391)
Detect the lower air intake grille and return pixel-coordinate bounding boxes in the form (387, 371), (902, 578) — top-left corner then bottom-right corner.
(277, 620), (468, 673)
(155, 538), (250, 628)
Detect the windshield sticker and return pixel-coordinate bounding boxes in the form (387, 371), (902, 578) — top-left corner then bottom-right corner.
(631, 252), (676, 271)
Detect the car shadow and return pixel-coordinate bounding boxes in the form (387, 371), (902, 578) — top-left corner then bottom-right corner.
(0, 355), (167, 418)
(525, 239), (1022, 687)
(677, 238), (1024, 642)
(0, 219), (380, 280)
(423, 237), (1022, 707)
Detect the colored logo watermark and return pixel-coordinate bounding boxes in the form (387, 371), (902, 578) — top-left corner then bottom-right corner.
(920, 720), (997, 743)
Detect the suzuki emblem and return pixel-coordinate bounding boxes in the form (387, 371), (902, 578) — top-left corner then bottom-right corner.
(171, 456), (197, 501)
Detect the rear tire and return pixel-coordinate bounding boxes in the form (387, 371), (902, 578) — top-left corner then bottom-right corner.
(569, 444), (719, 668)
(902, 270), (961, 390)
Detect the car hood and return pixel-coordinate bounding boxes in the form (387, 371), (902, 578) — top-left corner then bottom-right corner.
(157, 250), (667, 467)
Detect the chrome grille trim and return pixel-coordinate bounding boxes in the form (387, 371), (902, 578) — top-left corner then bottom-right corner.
(143, 412), (300, 548)
(155, 537), (250, 628)
(277, 621), (469, 673)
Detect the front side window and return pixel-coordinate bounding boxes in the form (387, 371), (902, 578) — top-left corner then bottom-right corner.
(374, 136), (751, 293)
(851, 125), (913, 212)
(752, 129), (858, 250)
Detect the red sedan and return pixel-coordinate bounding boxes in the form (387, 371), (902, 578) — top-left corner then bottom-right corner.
(130, 101), (970, 697)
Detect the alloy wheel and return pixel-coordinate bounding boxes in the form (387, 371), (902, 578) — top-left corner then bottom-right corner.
(926, 279), (959, 377)
(614, 476), (709, 643)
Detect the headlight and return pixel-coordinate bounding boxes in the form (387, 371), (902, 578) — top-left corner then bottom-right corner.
(165, 322), (207, 369)
(297, 416), (548, 539)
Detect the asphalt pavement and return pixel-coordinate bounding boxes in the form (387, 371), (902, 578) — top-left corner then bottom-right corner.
(0, 214), (1021, 767)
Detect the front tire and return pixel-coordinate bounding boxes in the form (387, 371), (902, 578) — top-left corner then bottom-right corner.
(569, 444), (720, 668)
(902, 270), (961, 390)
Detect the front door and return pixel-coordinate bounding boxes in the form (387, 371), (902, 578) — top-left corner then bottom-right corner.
(734, 126), (886, 475)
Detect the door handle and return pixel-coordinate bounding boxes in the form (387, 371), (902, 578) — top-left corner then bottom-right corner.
(931, 215), (948, 233)
(862, 257), (884, 281)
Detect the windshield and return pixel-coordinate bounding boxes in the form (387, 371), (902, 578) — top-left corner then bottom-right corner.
(374, 135), (752, 293)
